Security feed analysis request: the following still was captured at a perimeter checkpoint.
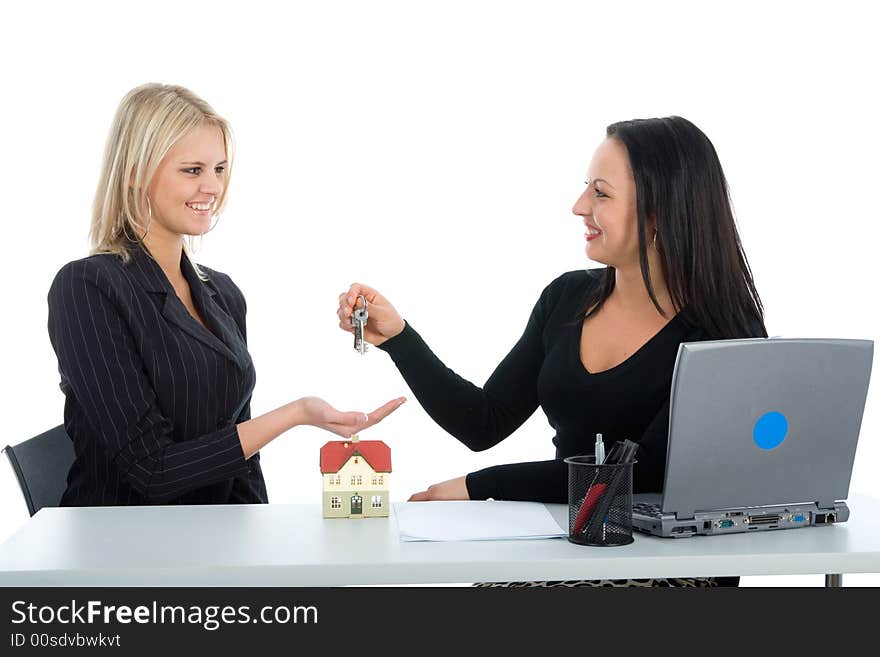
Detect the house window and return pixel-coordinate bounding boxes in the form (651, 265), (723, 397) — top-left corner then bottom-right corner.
(371, 475), (377, 485)
(328, 476), (334, 486)
(330, 496), (341, 509)
(356, 475), (362, 485)
(378, 475), (384, 485)
(350, 475), (362, 486)
(371, 496), (383, 508)
(335, 475), (341, 485)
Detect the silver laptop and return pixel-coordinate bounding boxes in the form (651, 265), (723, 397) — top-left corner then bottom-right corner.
(632, 338), (873, 538)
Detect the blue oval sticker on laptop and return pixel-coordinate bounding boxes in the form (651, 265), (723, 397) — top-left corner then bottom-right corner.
(754, 411), (788, 450)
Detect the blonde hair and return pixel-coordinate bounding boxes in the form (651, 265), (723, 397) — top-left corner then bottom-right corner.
(90, 83), (234, 268)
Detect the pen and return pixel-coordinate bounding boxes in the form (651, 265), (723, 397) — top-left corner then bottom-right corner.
(596, 433), (607, 541)
(571, 482), (607, 535)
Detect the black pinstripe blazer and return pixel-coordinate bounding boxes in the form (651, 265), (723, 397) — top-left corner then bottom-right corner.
(47, 240), (268, 506)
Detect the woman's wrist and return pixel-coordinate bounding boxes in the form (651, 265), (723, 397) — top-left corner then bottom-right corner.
(286, 398), (308, 430)
(376, 319), (409, 350)
(390, 318), (406, 339)
(238, 400), (304, 459)
(372, 318), (406, 347)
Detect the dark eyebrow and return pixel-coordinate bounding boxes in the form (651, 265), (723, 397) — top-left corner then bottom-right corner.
(180, 160), (228, 166)
(585, 177), (615, 190)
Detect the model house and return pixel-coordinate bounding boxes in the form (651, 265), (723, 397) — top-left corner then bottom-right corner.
(320, 434), (391, 518)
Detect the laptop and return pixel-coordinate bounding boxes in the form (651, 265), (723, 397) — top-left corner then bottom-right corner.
(632, 338), (873, 538)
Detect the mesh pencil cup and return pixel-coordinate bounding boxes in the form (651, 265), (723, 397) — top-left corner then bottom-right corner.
(565, 455), (636, 547)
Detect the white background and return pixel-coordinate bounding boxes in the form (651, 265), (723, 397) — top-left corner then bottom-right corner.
(1, 1), (877, 586)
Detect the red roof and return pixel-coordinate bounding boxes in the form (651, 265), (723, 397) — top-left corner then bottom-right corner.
(320, 440), (391, 474)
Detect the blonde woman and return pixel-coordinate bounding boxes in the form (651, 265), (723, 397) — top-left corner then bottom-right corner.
(48, 83), (405, 506)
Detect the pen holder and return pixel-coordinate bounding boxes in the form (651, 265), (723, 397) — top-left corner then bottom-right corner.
(565, 455), (635, 547)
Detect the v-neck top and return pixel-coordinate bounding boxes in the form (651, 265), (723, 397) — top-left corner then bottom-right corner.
(378, 268), (705, 503)
(48, 242), (266, 507)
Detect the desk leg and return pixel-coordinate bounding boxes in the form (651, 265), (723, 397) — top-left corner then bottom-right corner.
(825, 574), (843, 588)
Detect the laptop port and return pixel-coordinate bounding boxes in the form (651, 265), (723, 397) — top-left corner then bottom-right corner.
(792, 514), (805, 523)
(716, 519), (735, 529)
(746, 514), (781, 525)
(672, 525), (698, 534)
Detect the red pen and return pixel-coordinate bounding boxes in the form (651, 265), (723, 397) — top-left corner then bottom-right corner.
(571, 482), (607, 535)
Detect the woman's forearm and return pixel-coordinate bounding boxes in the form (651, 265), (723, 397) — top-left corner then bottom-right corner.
(378, 322), (542, 451)
(236, 400), (304, 459)
(237, 396), (404, 459)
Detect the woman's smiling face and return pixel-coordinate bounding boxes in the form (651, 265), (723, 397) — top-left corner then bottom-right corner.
(146, 123), (228, 239)
(572, 137), (648, 268)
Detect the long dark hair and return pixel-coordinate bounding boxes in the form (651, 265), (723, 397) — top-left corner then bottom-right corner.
(583, 116), (767, 340)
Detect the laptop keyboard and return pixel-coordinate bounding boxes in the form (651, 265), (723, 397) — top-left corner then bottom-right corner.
(633, 502), (662, 517)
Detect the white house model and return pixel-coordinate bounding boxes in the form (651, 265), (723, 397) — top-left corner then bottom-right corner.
(320, 434), (391, 518)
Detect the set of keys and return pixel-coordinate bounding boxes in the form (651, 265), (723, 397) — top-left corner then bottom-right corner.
(352, 294), (369, 355)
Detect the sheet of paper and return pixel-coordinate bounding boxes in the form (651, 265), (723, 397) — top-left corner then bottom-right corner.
(393, 500), (567, 542)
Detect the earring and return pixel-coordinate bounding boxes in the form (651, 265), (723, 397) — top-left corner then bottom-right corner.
(139, 197), (153, 241)
(190, 209), (221, 254)
(204, 207), (221, 234)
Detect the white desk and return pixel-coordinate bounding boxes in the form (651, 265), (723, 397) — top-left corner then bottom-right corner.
(1, 496), (878, 587)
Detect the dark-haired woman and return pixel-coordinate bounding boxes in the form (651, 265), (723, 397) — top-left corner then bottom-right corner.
(337, 117), (765, 586)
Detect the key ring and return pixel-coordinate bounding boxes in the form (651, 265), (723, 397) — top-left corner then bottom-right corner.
(357, 294), (368, 313)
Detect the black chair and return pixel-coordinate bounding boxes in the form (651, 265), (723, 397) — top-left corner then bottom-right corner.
(2, 425), (74, 516)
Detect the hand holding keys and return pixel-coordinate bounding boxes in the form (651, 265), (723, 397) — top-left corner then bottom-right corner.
(337, 283), (406, 348)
